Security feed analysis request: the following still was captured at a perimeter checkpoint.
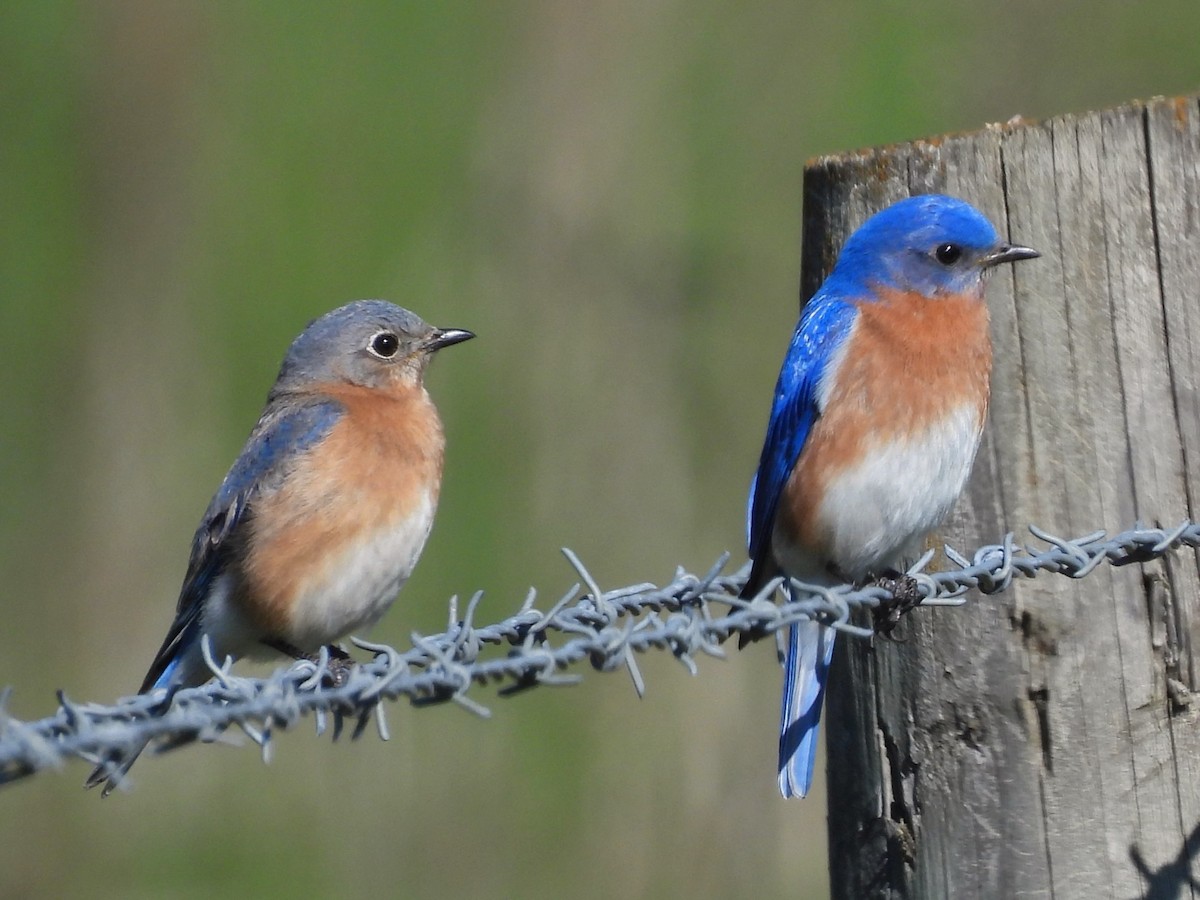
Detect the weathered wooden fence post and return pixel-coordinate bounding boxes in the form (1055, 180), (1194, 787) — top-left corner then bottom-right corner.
(813, 94), (1200, 899)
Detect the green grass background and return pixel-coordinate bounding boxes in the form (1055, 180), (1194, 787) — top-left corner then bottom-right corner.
(2, 3), (1198, 897)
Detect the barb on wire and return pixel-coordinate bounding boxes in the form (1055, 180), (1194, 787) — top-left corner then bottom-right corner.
(1, 519), (1197, 791)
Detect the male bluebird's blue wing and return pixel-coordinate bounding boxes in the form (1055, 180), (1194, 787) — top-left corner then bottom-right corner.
(138, 396), (345, 692)
(743, 292), (857, 595)
(742, 289), (856, 800)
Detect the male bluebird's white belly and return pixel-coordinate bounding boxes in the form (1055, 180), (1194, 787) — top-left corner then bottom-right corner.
(773, 289), (992, 582)
(774, 401), (985, 581)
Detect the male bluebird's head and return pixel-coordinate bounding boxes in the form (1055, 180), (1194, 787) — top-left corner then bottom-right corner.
(831, 194), (1039, 297)
(273, 300), (474, 394)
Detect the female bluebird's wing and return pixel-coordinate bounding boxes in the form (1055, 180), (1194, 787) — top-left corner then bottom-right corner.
(744, 293), (856, 595)
(84, 396), (346, 794)
(138, 396), (345, 693)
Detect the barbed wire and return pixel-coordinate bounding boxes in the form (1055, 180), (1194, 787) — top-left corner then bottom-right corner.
(2, 520), (1197, 792)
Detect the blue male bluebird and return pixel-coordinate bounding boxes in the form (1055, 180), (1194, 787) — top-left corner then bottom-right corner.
(86, 300), (473, 794)
(741, 194), (1038, 798)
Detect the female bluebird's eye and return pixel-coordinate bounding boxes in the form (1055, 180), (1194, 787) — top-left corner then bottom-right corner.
(934, 243), (963, 265)
(368, 331), (400, 359)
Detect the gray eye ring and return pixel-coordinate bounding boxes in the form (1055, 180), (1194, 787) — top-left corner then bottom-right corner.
(368, 331), (400, 359)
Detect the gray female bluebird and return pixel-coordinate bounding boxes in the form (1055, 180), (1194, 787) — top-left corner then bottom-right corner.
(87, 300), (473, 793)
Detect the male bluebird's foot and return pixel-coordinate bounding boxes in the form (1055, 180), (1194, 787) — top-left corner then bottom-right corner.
(871, 572), (924, 636)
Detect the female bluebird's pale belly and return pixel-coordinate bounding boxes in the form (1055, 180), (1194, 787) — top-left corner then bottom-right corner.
(283, 489), (437, 649)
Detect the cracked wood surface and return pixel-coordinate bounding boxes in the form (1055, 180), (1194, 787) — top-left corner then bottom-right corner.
(810, 95), (1200, 900)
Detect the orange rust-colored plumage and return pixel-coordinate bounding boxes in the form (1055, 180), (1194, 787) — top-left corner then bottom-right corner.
(777, 287), (991, 561)
(237, 381), (444, 635)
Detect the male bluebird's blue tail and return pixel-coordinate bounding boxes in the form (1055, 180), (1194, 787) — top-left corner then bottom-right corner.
(778, 615), (836, 798)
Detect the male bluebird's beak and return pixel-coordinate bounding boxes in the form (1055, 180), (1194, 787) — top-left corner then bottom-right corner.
(982, 242), (1040, 267)
(425, 328), (475, 351)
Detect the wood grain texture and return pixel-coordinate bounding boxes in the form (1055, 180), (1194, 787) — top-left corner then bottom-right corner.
(814, 95), (1200, 900)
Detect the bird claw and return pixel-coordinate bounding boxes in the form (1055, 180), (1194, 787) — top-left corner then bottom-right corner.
(870, 572), (924, 637)
(316, 645), (355, 687)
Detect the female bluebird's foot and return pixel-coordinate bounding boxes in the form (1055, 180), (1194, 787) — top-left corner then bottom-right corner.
(263, 638), (356, 686)
(318, 644), (355, 687)
(871, 572), (924, 636)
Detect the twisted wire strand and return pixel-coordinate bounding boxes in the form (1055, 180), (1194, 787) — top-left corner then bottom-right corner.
(2, 520), (1196, 791)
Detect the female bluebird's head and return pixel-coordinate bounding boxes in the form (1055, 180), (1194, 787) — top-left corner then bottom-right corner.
(831, 194), (1038, 297)
(273, 300), (474, 393)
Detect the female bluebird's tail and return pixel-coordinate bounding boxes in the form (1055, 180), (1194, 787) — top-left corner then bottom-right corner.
(778, 618), (836, 798)
(83, 620), (201, 795)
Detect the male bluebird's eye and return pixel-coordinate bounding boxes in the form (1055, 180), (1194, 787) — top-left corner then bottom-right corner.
(934, 243), (963, 265)
(368, 332), (400, 359)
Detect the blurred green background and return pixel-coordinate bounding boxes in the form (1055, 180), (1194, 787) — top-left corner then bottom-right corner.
(1, 2), (1198, 897)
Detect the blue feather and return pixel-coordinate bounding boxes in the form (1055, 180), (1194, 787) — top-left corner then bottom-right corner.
(139, 398), (344, 693)
(744, 194), (1032, 798)
(745, 293), (856, 586)
(777, 617), (836, 798)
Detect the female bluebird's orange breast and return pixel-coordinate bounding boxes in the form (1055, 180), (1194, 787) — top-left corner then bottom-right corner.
(239, 382), (446, 636)
(778, 287), (992, 569)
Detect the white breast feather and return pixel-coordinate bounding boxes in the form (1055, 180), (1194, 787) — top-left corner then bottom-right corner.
(816, 403), (984, 579)
(284, 490), (437, 649)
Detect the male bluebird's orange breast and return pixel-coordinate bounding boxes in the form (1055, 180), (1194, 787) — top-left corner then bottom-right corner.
(238, 381), (446, 638)
(778, 287), (992, 572)
(830, 287), (991, 427)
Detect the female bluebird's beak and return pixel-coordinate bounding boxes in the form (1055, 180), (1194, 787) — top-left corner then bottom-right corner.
(982, 242), (1040, 267)
(425, 328), (476, 351)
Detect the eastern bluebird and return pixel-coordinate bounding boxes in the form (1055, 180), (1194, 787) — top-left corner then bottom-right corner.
(86, 300), (473, 794)
(741, 194), (1038, 798)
